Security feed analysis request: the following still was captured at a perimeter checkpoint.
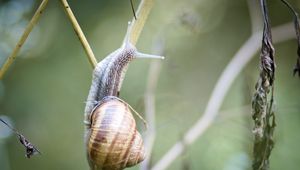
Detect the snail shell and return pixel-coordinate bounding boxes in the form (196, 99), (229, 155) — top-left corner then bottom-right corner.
(84, 22), (163, 170)
(86, 97), (145, 170)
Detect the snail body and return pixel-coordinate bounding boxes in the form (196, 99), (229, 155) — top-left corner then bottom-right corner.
(84, 22), (164, 170)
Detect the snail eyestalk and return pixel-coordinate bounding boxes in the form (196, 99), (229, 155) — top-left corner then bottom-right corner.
(136, 52), (165, 59)
(122, 21), (133, 47)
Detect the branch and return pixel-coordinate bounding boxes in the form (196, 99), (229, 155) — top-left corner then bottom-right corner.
(60, 0), (97, 68)
(128, 0), (154, 46)
(151, 22), (295, 170)
(0, 0), (49, 79)
(280, 0), (300, 76)
(140, 35), (165, 170)
(0, 118), (41, 158)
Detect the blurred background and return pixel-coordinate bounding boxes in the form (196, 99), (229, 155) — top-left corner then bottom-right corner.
(0, 0), (300, 170)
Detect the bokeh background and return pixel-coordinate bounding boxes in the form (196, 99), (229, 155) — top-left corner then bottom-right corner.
(0, 0), (300, 170)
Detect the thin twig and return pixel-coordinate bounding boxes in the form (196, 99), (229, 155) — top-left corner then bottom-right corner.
(60, 0), (98, 68)
(128, 0), (154, 46)
(0, 118), (41, 158)
(280, 0), (300, 76)
(130, 0), (137, 20)
(140, 35), (165, 170)
(0, 118), (17, 133)
(0, 0), (49, 79)
(151, 23), (295, 170)
(281, 0), (299, 18)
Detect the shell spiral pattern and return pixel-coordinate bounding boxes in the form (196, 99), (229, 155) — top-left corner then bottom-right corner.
(84, 22), (164, 170)
(87, 97), (146, 170)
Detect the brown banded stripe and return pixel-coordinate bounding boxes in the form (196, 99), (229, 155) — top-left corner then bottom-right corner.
(88, 99), (143, 169)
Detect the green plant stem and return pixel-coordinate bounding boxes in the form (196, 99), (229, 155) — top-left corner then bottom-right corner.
(60, 0), (97, 68)
(0, 0), (49, 79)
(128, 0), (154, 46)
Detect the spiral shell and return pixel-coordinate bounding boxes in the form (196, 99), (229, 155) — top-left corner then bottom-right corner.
(84, 22), (163, 170)
(86, 97), (146, 170)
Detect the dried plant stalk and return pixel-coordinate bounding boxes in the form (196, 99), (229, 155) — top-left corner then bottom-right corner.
(128, 0), (154, 46)
(252, 0), (276, 169)
(60, 0), (98, 68)
(0, 0), (49, 79)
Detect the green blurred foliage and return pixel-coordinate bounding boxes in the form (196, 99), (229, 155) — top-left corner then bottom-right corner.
(0, 0), (300, 170)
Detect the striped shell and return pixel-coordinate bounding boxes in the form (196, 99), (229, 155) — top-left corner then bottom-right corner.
(86, 97), (146, 170)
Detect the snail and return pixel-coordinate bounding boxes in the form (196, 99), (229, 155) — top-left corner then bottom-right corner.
(84, 22), (164, 170)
